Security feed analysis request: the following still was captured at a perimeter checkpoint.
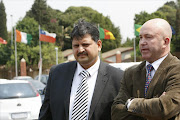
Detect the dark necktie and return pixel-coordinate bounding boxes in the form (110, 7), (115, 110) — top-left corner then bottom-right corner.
(71, 70), (90, 120)
(145, 64), (153, 97)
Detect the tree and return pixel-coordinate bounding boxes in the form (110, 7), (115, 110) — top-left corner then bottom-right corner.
(0, 0), (10, 65)
(59, 6), (122, 52)
(0, 0), (8, 40)
(26, 0), (48, 25)
(121, 37), (133, 47)
(175, 0), (180, 52)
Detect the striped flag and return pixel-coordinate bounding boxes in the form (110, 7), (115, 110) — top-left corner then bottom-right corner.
(16, 30), (32, 44)
(0, 37), (7, 44)
(40, 29), (56, 43)
(99, 27), (115, 40)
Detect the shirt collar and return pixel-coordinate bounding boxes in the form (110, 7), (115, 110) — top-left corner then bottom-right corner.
(146, 54), (168, 71)
(77, 57), (100, 76)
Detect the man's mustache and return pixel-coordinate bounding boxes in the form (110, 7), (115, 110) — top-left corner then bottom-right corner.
(77, 52), (88, 56)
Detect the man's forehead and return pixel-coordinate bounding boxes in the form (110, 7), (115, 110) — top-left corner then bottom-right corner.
(140, 25), (158, 35)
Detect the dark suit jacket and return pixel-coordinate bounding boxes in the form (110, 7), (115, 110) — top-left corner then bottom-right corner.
(112, 53), (180, 120)
(39, 61), (123, 120)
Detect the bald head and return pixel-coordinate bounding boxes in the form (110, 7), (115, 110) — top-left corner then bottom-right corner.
(142, 18), (172, 40)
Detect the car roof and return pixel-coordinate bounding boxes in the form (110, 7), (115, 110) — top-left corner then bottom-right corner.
(0, 79), (29, 84)
(14, 76), (32, 78)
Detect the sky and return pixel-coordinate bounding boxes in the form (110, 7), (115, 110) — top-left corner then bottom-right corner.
(3, 0), (176, 43)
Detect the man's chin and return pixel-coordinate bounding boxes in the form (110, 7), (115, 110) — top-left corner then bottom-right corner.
(77, 58), (89, 63)
(141, 55), (149, 60)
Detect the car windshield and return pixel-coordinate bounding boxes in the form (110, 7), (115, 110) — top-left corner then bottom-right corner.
(29, 81), (45, 89)
(0, 83), (36, 99)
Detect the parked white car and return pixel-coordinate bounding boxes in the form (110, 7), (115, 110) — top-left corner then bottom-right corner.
(13, 76), (34, 80)
(0, 79), (42, 120)
(109, 62), (141, 71)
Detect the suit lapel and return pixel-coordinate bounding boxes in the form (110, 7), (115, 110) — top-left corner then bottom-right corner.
(146, 53), (173, 97)
(64, 62), (77, 120)
(88, 62), (108, 120)
(133, 61), (146, 98)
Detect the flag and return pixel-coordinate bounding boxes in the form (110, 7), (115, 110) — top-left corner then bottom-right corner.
(0, 37), (7, 44)
(99, 27), (115, 40)
(16, 30), (32, 44)
(40, 29), (56, 43)
(171, 26), (176, 35)
(134, 24), (142, 36)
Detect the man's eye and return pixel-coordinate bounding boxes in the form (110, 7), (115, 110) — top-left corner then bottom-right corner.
(146, 36), (152, 38)
(73, 45), (79, 48)
(83, 44), (89, 47)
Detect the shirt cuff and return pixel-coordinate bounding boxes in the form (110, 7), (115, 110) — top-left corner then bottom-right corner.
(127, 99), (134, 109)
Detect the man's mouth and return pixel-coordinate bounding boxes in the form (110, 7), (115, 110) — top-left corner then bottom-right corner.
(141, 48), (149, 52)
(77, 52), (88, 57)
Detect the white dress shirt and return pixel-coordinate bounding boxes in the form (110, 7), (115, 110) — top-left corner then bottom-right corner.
(69, 58), (100, 120)
(146, 54), (168, 78)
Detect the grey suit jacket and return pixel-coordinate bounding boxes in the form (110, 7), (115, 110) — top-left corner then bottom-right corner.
(39, 61), (123, 120)
(112, 53), (180, 120)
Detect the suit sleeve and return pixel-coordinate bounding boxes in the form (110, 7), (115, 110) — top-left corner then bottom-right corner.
(127, 64), (180, 119)
(39, 66), (56, 120)
(111, 67), (142, 120)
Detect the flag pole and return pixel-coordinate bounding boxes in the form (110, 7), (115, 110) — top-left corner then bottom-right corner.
(38, 25), (42, 82)
(97, 23), (101, 59)
(14, 27), (18, 77)
(133, 38), (136, 62)
(10, 15), (13, 79)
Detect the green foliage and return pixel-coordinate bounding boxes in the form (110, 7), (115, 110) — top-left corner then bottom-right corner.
(59, 6), (121, 52)
(121, 37), (133, 47)
(0, 43), (11, 65)
(175, 0), (180, 52)
(0, 1), (10, 65)
(0, 0), (8, 40)
(26, 0), (48, 25)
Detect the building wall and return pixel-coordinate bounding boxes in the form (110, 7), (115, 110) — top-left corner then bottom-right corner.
(104, 51), (133, 63)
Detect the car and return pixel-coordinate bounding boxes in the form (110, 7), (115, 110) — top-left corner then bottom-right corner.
(13, 76), (34, 80)
(34, 74), (49, 85)
(109, 62), (141, 71)
(0, 79), (42, 120)
(28, 80), (46, 102)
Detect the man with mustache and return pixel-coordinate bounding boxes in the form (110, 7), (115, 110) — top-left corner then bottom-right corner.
(111, 18), (180, 120)
(39, 19), (123, 120)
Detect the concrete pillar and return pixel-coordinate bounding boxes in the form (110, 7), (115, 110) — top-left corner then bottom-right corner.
(116, 51), (121, 63)
(20, 58), (26, 76)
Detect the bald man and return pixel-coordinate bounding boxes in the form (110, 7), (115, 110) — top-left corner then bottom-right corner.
(111, 18), (180, 120)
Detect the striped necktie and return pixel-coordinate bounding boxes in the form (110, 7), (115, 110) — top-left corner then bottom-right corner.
(71, 70), (90, 120)
(145, 64), (154, 97)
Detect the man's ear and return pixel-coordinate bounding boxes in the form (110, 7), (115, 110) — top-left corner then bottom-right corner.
(163, 37), (170, 48)
(97, 40), (102, 52)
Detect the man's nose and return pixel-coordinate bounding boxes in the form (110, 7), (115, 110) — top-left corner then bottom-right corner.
(78, 45), (85, 52)
(139, 38), (147, 45)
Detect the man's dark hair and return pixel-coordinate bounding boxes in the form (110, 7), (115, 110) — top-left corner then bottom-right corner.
(71, 19), (99, 42)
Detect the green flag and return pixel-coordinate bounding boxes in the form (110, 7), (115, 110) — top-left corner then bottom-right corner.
(99, 27), (115, 40)
(134, 24), (142, 36)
